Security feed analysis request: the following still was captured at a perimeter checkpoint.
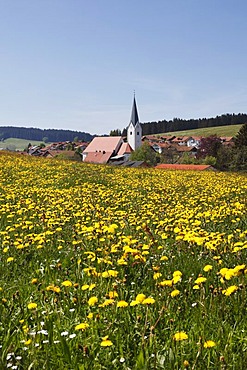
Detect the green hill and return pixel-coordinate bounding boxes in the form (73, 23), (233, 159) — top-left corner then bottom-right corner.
(0, 138), (46, 151)
(159, 124), (242, 137)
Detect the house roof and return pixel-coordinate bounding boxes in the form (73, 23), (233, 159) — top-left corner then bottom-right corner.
(84, 151), (112, 164)
(84, 136), (123, 153)
(117, 142), (133, 155)
(155, 164), (214, 171)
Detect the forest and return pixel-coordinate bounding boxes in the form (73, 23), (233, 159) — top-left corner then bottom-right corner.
(0, 126), (94, 143)
(122, 113), (247, 136)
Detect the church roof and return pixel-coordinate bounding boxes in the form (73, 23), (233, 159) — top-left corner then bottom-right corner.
(129, 96), (139, 126)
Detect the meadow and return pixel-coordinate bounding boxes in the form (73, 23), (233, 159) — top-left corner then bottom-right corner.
(0, 152), (246, 369)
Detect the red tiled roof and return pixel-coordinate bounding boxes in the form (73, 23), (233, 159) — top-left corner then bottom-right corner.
(155, 164), (214, 171)
(84, 151), (112, 164)
(117, 142), (133, 155)
(84, 136), (123, 153)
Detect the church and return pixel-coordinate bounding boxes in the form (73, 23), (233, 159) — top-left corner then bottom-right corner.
(82, 96), (142, 164)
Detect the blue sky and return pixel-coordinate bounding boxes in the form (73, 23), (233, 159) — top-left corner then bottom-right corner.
(0, 0), (247, 135)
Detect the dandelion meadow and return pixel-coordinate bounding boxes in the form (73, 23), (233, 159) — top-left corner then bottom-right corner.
(0, 152), (246, 369)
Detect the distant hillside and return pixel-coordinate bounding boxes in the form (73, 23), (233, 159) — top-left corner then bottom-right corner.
(0, 126), (94, 142)
(138, 113), (247, 136)
(160, 124), (243, 138)
(0, 138), (47, 151)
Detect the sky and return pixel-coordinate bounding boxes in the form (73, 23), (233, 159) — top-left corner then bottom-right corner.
(0, 0), (247, 135)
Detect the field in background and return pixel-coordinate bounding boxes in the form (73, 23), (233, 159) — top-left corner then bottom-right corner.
(0, 138), (46, 151)
(0, 153), (246, 369)
(161, 124), (243, 137)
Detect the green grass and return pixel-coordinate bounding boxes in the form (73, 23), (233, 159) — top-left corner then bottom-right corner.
(0, 138), (47, 151)
(158, 124), (243, 137)
(0, 153), (246, 369)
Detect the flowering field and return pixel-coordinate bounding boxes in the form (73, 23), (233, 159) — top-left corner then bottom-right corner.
(0, 152), (246, 369)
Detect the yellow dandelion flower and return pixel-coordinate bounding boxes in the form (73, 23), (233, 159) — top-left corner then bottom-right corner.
(87, 312), (93, 319)
(130, 300), (140, 306)
(136, 294), (146, 303)
(204, 340), (216, 348)
(99, 299), (115, 307)
(7, 257), (14, 263)
(100, 336), (113, 347)
(108, 291), (118, 299)
(194, 277), (207, 285)
(62, 280), (73, 287)
(171, 289), (180, 297)
(75, 322), (89, 331)
(173, 331), (188, 341)
(24, 339), (32, 345)
(27, 302), (37, 310)
(173, 270), (182, 277)
(88, 296), (98, 306)
(160, 256), (168, 261)
(153, 272), (162, 280)
(222, 285), (238, 296)
(81, 284), (89, 290)
(142, 297), (155, 305)
(203, 265), (213, 272)
(159, 279), (173, 287)
(193, 285), (200, 290)
(117, 300), (128, 308)
(172, 275), (181, 284)
(31, 278), (38, 284)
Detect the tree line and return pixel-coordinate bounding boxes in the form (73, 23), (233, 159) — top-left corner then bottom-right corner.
(121, 113), (247, 136)
(0, 126), (94, 143)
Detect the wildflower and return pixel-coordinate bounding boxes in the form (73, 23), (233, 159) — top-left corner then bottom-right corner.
(88, 296), (98, 306)
(87, 312), (93, 319)
(75, 322), (89, 331)
(142, 297), (155, 305)
(27, 302), (37, 310)
(7, 257), (14, 263)
(173, 332), (188, 341)
(171, 289), (180, 297)
(99, 299), (115, 307)
(204, 340), (216, 348)
(130, 300), (140, 306)
(153, 272), (162, 280)
(193, 285), (200, 290)
(81, 284), (89, 290)
(31, 278), (38, 284)
(203, 265), (213, 272)
(117, 300), (128, 308)
(100, 336), (113, 347)
(194, 277), (207, 285)
(160, 255), (168, 261)
(183, 360), (190, 367)
(24, 339), (32, 345)
(136, 294), (146, 303)
(222, 285), (238, 296)
(62, 280), (73, 287)
(108, 291), (118, 299)
(61, 331), (69, 336)
(159, 279), (173, 287)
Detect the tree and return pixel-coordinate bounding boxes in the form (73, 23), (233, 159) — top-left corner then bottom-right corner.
(42, 137), (49, 143)
(234, 123), (247, 147)
(109, 129), (121, 136)
(129, 142), (157, 166)
(197, 135), (222, 159)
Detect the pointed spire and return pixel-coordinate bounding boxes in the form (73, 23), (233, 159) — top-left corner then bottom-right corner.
(130, 94), (139, 127)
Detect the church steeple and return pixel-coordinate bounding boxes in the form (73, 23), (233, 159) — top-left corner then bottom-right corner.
(127, 94), (142, 151)
(130, 95), (139, 126)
